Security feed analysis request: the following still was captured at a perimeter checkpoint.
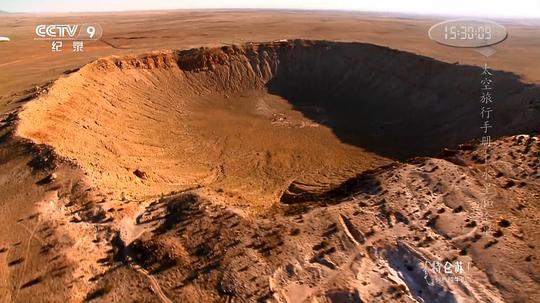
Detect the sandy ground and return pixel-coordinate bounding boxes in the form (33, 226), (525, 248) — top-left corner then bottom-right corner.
(0, 10), (539, 303)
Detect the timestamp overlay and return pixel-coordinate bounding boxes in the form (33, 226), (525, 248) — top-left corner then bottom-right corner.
(428, 19), (507, 49)
(425, 19), (508, 286)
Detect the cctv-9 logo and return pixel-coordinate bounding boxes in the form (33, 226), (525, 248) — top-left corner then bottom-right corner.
(34, 23), (103, 40)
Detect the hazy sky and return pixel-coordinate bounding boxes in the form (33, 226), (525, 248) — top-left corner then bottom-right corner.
(1, 0), (539, 18)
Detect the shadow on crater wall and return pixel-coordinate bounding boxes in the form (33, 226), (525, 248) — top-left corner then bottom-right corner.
(264, 41), (540, 160)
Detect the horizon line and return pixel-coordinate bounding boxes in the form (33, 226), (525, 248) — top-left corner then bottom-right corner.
(1, 8), (539, 20)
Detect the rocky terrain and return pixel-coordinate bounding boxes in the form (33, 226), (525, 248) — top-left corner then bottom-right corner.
(0, 40), (539, 302)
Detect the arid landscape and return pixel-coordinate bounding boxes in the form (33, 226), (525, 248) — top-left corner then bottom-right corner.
(0, 10), (539, 303)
